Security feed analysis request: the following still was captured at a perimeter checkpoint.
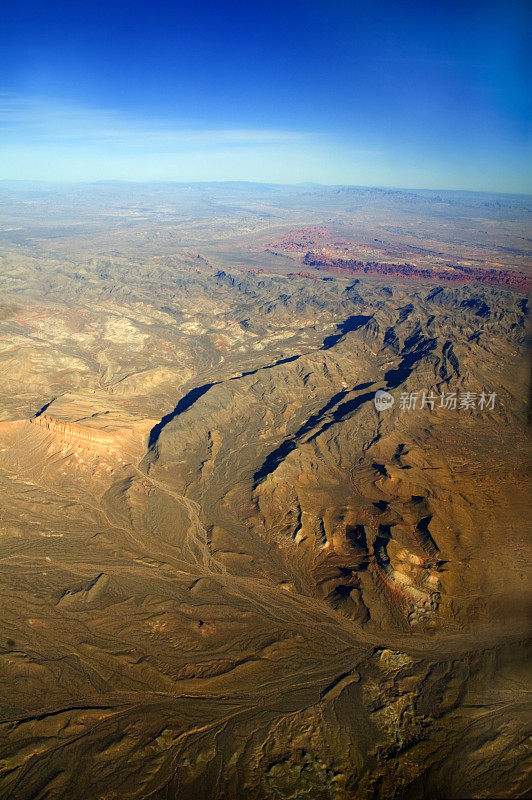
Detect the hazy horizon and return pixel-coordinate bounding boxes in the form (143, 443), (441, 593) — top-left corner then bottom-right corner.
(1, 0), (530, 193)
(1, 177), (531, 198)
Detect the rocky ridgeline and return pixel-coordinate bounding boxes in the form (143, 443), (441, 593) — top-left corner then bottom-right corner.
(303, 251), (531, 292)
(31, 414), (116, 450)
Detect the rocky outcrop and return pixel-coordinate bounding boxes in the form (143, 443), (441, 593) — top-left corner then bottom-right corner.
(262, 226), (332, 252)
(30, 414), (115, 450)
(303, 251), (531, 292)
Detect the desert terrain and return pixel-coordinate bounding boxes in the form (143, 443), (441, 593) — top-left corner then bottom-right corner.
(0, 182), (530, 799)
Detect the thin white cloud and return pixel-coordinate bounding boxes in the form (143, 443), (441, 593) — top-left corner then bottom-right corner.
(0, 93), (306, 149)
(0, 92), (393, 184)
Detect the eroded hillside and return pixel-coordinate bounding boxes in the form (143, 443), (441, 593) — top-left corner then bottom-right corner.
(0, 184), (530, 800)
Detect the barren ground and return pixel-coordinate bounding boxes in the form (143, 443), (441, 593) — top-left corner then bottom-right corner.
(0, 183), (530, 800)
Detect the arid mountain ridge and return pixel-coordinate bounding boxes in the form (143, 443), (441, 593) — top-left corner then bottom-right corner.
(0, 183), (530, 800)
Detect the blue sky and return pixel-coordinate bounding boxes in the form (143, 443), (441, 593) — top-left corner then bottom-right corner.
(1, 0), (530, 191)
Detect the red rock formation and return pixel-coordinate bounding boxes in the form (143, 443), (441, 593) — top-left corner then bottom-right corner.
(30, 415), (115, 449)
(262, 226), (332, 252)
(302, 251), (531, 292)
